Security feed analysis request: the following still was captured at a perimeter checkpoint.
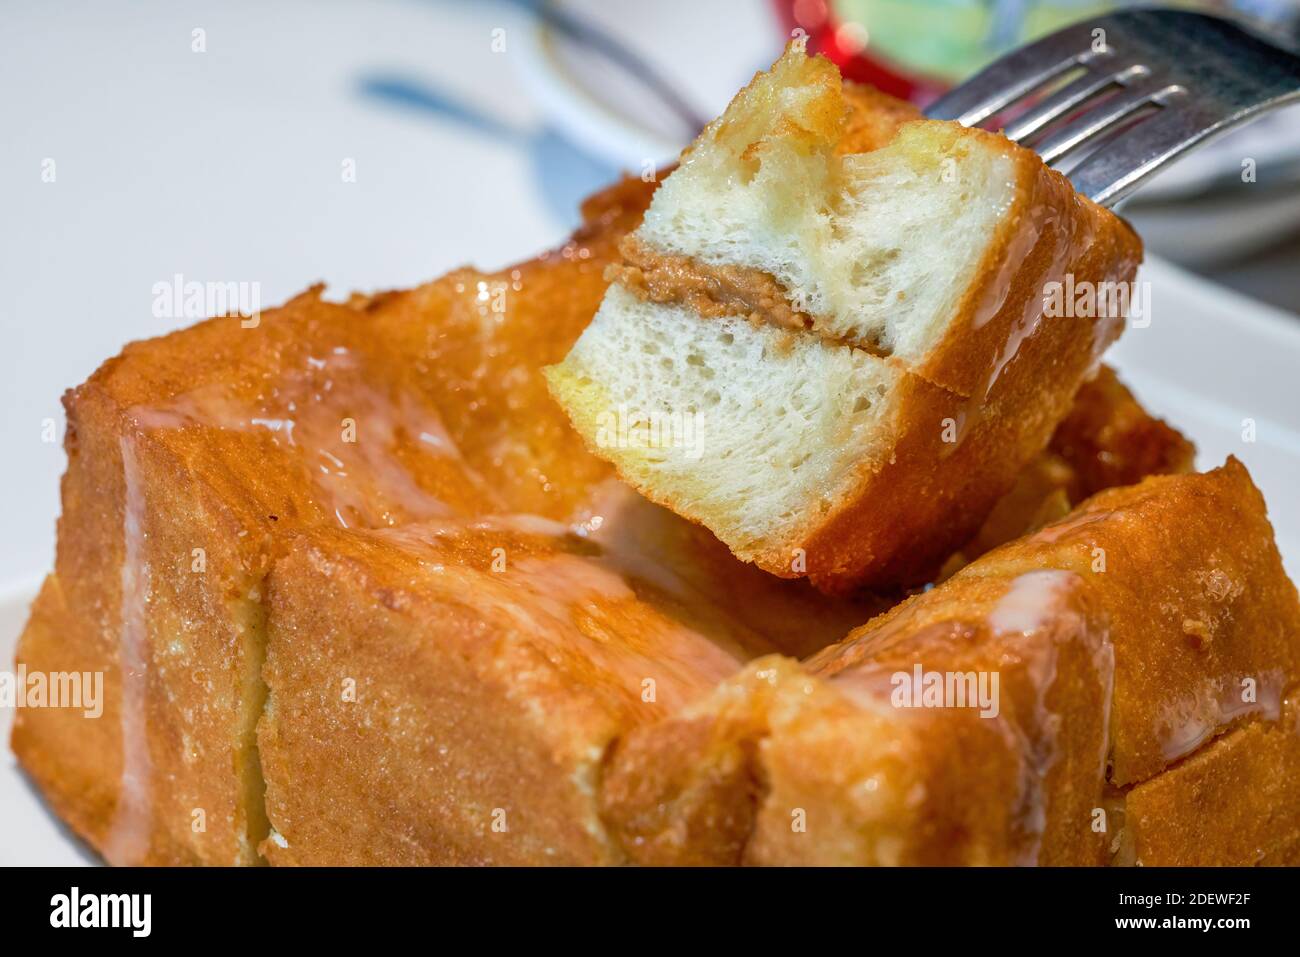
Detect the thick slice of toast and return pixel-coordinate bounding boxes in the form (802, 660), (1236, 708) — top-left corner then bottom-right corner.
(12, 175), (890, 865)
(600, 460), (1300, 865)
(9, 177), (656, 864)
(546, 46), (1143, 593)
(10, 209), (1189, 866)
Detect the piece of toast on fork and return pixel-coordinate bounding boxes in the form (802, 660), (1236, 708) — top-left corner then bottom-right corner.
(547, 45), (1143, 594)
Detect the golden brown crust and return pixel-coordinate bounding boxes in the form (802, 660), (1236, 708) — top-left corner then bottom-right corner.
(1048, 365), (1196, 499)
(775, 127), (1144, 592)
(980, 458), (1300, 786)
(838, 81), (924, 153)
(918, 130), (1143, 399)
(1123, 695), (1300, 865)
(600, 461), (1300, 866)
(948, 366), (1195, 567)
(598, 715), (760, 866)
(10, 576), (122, 854)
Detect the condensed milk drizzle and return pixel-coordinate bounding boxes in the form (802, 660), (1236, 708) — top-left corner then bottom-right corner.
(991, 570), (1079, 863)
(989, 569), (1078, 636)
(127, 347), (476, 528)
(105, 347), (482, 860)
(944, 189), (1105, 453)
(1158, 669), (1286, 764)
(102, 432), (153, 866)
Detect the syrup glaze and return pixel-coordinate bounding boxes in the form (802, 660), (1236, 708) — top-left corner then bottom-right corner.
(944, 188), (1105, 452)
(102, 434), (153, 866)
(809, 568), (1110, 864)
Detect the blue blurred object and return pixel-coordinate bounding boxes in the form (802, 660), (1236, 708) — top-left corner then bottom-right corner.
(357, 72), (619, 226)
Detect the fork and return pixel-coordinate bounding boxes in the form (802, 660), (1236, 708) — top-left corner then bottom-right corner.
(925, 7), (1300, 206)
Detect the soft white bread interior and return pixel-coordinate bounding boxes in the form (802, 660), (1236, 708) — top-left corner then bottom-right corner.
(547, 44), (1142, 592)
(551, 285), (903, 552)
(636, 53), (1019, 364)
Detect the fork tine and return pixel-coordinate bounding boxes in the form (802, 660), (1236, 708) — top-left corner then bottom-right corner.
(925, 23), (1100, 126)
(1000, 63), (1147, 144)
(929, 9), (1300, 206)
(1067, 101), (1237, 205)
(1033, 81), (1185, 165)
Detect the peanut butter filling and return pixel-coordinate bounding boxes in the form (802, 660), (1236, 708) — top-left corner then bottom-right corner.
(611, 236), (896, 359)
(612, 235), (814, 334)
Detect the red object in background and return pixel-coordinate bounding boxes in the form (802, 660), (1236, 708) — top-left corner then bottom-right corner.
(773, 0), (950, 105)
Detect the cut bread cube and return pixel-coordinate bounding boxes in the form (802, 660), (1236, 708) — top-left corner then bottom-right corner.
(548, 277), (1126, 592)
(257, 514), (783, 865)
(1123, 694), (1300, 865)
(600, 460), (1300, 865)
(547, 45), (1143, 592)
(549, 285), (906, 548)
(602, 578), (1115, 867)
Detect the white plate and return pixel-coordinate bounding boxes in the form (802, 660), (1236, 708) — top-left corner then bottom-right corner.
(4, 254), (1300, 865)
(0, 579), (101, 866)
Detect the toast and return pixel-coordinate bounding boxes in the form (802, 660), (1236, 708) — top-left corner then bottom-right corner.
(10, 176), (653, 864)
(601, 460), (1300, 865)
(546, 45), (1143, 593)
(15, 70), (1290, 868)
(10, 177), (1188, 866)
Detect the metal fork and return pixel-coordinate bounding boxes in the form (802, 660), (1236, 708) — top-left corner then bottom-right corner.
(925, 7), (1300, 206)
